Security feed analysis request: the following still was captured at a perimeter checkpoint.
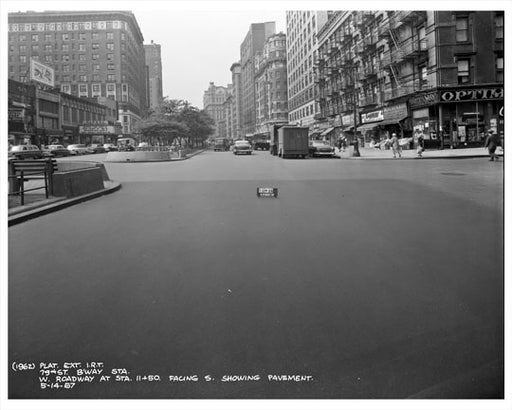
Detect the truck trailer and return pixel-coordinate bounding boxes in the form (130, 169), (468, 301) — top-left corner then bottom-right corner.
(277, 126), (310, 158)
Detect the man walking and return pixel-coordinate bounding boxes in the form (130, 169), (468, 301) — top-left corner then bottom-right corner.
(390, 133), (401, 159)
(416, 131), (425, 158)
(484, 130), (501, 161)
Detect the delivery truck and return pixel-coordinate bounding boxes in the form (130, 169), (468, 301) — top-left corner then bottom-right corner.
(277, 126), (310, 158)
(270, 124), (285, 156)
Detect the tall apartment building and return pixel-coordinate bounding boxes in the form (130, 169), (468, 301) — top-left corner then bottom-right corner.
(254, 32), (289, 135)
(203, 82), (232, 139)
(230, 62), (243, 139)
(144, 40), (163, 112)
(286, 11), (330, 129)
(314, 10), (504, 148)
(8, 10), (148, 136)
(240, 22), (276, 136)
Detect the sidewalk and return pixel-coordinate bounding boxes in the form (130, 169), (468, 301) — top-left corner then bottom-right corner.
(338, 146), (504, 160)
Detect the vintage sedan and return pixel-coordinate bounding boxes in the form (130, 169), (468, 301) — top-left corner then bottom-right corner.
(309, 140), (336, 157)
(9, 144), (43, 159)
(103, 143), (118, 152)
(88, 144), (107, 153)
(233, 140), (252, 155)
(43, 144), (71, 157)
(67, 144), (92, 155)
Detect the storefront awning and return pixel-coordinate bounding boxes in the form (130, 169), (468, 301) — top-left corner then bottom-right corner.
(357, 122), (382, 131)
(378, 117), (408, 126)
(320, 127), (335, 136)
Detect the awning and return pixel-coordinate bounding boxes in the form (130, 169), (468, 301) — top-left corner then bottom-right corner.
(357, 122), (382, 131)
(378, 117), (408, 126)
(320, 127), (335, 136)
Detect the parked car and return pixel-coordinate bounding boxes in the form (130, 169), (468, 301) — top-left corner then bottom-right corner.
(88, 144), (106, 153)
(67, 144), (90, 155)
(8, 144), (43, 159)
(253, 140), (270, 150)
(103, 143), (118, 152)
(43, 144), (71, 157)
(233, 140), (253, 155)
(309, 140), (336, 157)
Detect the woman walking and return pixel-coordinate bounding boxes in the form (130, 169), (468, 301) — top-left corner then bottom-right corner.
(484, 130), (501, 161)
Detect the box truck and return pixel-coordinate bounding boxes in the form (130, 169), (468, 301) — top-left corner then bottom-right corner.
(277, 126), (310, 158)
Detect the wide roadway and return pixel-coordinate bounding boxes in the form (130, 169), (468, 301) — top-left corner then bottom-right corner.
(8, 150), (504, 399)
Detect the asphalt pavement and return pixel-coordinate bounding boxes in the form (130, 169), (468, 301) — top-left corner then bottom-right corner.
(7, 148), (505, 401)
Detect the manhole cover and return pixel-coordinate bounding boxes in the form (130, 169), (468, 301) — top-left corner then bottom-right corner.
(440, 172), (466, 176)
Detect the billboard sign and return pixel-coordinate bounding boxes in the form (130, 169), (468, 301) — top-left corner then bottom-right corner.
(30, 59), (55, 87)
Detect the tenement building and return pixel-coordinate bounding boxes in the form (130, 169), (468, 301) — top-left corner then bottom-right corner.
(314, 10), (504, 148)
(203, 82), (232, 139)
(286, 11), (331, 131)
(8, 10), (148, 136)
(254, 32), (289, 136)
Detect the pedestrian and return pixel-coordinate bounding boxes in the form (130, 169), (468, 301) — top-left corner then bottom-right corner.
(484, 130), (501, 161)
(341, 136), (347, 152)
(390, 133), (401, 158)
(337, 138), (343, 153)
(416, 131), (425, 158)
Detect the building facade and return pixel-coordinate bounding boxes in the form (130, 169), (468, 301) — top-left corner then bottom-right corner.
(8, 10), (148, 136)
(240, 22), (276, 137)
(144, 40), (163, 112)
(314, 10), (504, 148)
(254, 32), (289, 136)
(230, 62), (243, 140)
(286, 11), (331, 130)
(203, 82), (232, 139)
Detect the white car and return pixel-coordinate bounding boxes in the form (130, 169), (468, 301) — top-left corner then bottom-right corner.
(103, 143), (118, 152)
(67, 144), (91, 155)
(233, 140), (252, 155)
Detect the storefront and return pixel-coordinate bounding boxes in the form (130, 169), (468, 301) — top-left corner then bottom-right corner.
(79, 122), (121, 145)
(358, 109), (384, 145)
(381, 103), (410, 146)
(410, 86), (504, 149)
(8, 80), (36, 146)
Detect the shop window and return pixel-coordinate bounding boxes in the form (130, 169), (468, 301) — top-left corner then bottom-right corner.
(496, 57), (503, 82)
(456, 17), (469, 42)
(494, 14), (504, 39)
(457, 59), (470, 84)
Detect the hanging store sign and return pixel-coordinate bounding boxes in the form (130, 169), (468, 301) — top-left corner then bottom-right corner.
(9, 108), (25, 121)
(409, 92), (438, 109)
(383, 103), (408, 121)
(79, 125), (117, 134)
(361, 109), (383, 124)
(341, 114), (354, 127)
(440, 87), (503, 103)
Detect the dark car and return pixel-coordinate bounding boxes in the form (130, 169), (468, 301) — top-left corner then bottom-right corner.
(43, 144), (71, 157)
(309, 140), (336, 157)
(9, 144), (43, 159)
(88, 144), (107, 153)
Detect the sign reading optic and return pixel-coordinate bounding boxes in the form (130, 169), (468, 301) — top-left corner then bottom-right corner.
(257, 187), (278, 198)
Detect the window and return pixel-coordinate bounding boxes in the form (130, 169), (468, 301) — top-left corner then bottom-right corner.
(456, 17), (469, 42)
(44, 34), (52, 41)
(79, 64), (87, 71)
(62, 33), (69, 41)
(496, 56), (503, 82)
(79, 33), (86, 41)
(19, 34), (26, 41)
(62, 75), (71, 82)
(79, 54), (86, 61)
(62, 65), (70, 72)
(107, 53), (114, 60)
(92, 74), (100, 81)
(79, 44), (86, 51)
(19, 55), (26, 63)
(495, 15), (504, 39)
(92, 84), (101, 93)
(79, 75), (87, 82)
(44, 55), (52, 62)
(79, 84), (88, 93)
(32, 44), (39, 52)
(92, 32), (99, 40)
(121, 32), (126, 40)
(62, 44), (69, 52)
(31, 34), (39, 41)
(62, 55), (70, 61)
(19, 75), (27, 82)
(107, 84), (115, 92)
(107, 43), (114, 50)
(44, 44), (52, 52)
(107, 74), (116, 81)
(93, 64), (100, 71)
(107, 32), (114, 40)
(92, 54), (99, 60)
(108, 63), (115, 70)
(457, 59), (470, 84)
(19, 45), (26, 53)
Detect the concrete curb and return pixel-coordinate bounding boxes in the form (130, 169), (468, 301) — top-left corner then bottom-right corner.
(8, 181), (122, 227)
(340, 154), (503, 160)
(103, 148), (207, 163)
